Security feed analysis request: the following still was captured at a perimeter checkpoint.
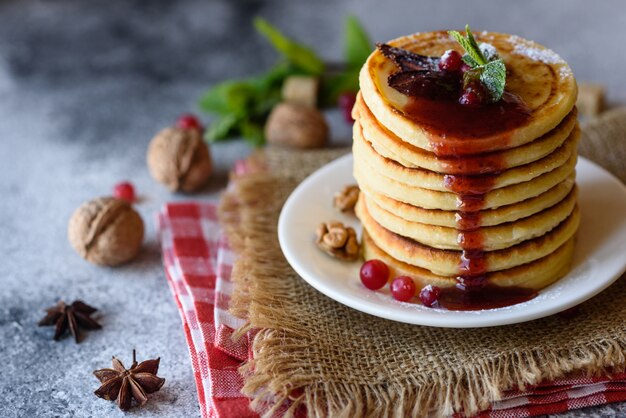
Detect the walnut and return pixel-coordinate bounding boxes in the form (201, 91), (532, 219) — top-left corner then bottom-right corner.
(334, 185), (360, 212)
(265, 102), (328, 149)
(147, 126), (212, 192)
(281, 75), (319, 108)
(68, 197), (144, 266)
(315, 221), (360, 261)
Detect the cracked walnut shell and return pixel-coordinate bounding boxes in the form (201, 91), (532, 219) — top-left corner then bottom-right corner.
(315, 221), (360, 261)
(147, 126), (212, 192)
(68, 197), (144, 266)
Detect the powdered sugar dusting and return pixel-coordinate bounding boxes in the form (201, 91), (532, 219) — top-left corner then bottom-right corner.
(508, 35), (565, 65)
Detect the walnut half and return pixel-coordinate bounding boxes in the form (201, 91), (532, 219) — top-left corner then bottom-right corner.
(315, 221), (360, 261)
(334, 185), (360, 212)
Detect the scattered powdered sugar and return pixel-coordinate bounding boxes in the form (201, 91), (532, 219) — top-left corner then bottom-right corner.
(508, 34), (565, 65)
(479, 43), (498, 61)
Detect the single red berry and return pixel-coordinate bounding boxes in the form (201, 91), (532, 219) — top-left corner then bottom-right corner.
(390, 276), (416, 302)
(177, 114), (203, 131)
(419, 285), (441, 308)
(359, 259), (389, 290)
(438, 49), (462, 72)
(459, 88), (482, 106)
(338, 92), (357, 124)
(113, 181), (136, 203)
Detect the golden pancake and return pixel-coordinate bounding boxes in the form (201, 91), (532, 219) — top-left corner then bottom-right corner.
(360, 31), (577, 155)
(356, 198), (580, 276)
(354, 151), (577, 210)
(360, 174), (575, 228)
(353, 120), (579, 192)
(362, 230), (576, 291)
(360, 186), (577, 251)
(354, 92), (578, 175)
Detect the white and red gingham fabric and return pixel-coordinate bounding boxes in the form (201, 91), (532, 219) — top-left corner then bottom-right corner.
(157, 200), (626, 418)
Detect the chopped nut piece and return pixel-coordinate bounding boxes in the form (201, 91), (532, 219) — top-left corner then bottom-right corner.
(281, 75), (319, 108)
(334, 185), (360, 212)
(316, 221), (360, 261)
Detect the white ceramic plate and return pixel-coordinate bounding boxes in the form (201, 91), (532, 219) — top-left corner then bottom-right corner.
(278, 154), (626, 328)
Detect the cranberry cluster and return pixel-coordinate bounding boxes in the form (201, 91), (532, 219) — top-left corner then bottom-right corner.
(359, 259), (442, 306)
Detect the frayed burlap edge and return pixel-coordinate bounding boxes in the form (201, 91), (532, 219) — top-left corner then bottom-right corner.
(218, 140), (626, 417)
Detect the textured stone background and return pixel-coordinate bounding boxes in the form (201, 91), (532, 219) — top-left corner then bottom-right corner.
(1, 0), (625, 417)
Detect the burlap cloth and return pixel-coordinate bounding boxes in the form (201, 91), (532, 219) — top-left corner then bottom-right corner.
(219, 108), (626, 418)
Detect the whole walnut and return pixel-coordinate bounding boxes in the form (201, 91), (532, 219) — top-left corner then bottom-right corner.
(265, 102), (328, 149)
(147, 126), (212, 192)
(68, 197), (144, 266)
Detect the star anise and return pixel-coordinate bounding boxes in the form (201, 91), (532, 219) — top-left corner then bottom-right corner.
(93, 350), (166, 411)
(377, 43), (461, 100)
(38, 300), (102, 343)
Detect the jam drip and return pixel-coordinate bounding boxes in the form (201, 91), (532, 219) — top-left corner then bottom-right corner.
(408, 93), (537, 310)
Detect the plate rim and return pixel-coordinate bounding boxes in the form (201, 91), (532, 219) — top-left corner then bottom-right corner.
(278, 153), (626, 328)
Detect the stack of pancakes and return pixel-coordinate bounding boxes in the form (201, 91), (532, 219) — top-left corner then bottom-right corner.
(353, 31), (579, 294)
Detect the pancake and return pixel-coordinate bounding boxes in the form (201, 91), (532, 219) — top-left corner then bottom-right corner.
(354, 92), (578, 174)
(356, 197), (580, 276)
(360, 174), (575, 228)
(353, 120), (579, 192)
(362, 230), (576, 291)
(360, 186), (577, 251)
(354, 150), (577, 211)
(359, 31), (577, 155)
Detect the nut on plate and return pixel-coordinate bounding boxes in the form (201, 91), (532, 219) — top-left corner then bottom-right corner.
(265, 102), (328, 149)
(147, 126), (212, 192)
(315, 221), (360, 261)
(334, 185), (360, 212)
(68, 197), (144, 266)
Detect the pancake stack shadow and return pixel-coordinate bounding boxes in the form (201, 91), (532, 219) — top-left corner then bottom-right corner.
(352, 31), (580, 304)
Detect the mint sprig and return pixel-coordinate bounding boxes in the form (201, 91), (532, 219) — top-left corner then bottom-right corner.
(199, 17), (372, 145)
(448, 25), (506, 102)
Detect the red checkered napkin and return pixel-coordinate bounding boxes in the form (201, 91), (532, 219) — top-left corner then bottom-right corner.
(157, 201), (626, 418)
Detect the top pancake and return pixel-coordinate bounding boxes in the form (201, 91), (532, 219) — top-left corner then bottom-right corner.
(360, 31), (577, 156)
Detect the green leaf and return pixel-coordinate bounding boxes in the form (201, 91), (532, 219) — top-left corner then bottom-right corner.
(449, 25), (487, 67)
(344, 16), (372, 69)
(320, 69), (360, 106)
(254, 17), (325, 75)
(199, 81), (256, 115)
(479, 59), (506, 102)
(240, 120), (265, 147)
(205, 114), (240, 142)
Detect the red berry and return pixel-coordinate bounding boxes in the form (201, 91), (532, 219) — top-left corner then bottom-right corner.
(177, 114), (203, 131)
(460, 63), (471, 73)
(390, 276), (416, 302)
(338, 92), (357, 124)
(438, 49), (462, 72)
(459, 89), (482, 106)
(113, 181), (136, 203)
(419, 285), (441, 308)
(359, 259), (389, 290)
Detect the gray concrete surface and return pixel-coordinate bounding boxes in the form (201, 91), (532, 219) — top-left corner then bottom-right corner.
(1, 0), (625, 417)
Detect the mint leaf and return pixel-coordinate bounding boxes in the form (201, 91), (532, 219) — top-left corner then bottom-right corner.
(450, 25), (506, 102)
(320, 69), (360, 106)
(344, 16), (372, 69)
(254, 18), (325, 75)
(479, 59), (506, 102)
(206, 114), (240, 142)
(449, 25), (487, 67)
